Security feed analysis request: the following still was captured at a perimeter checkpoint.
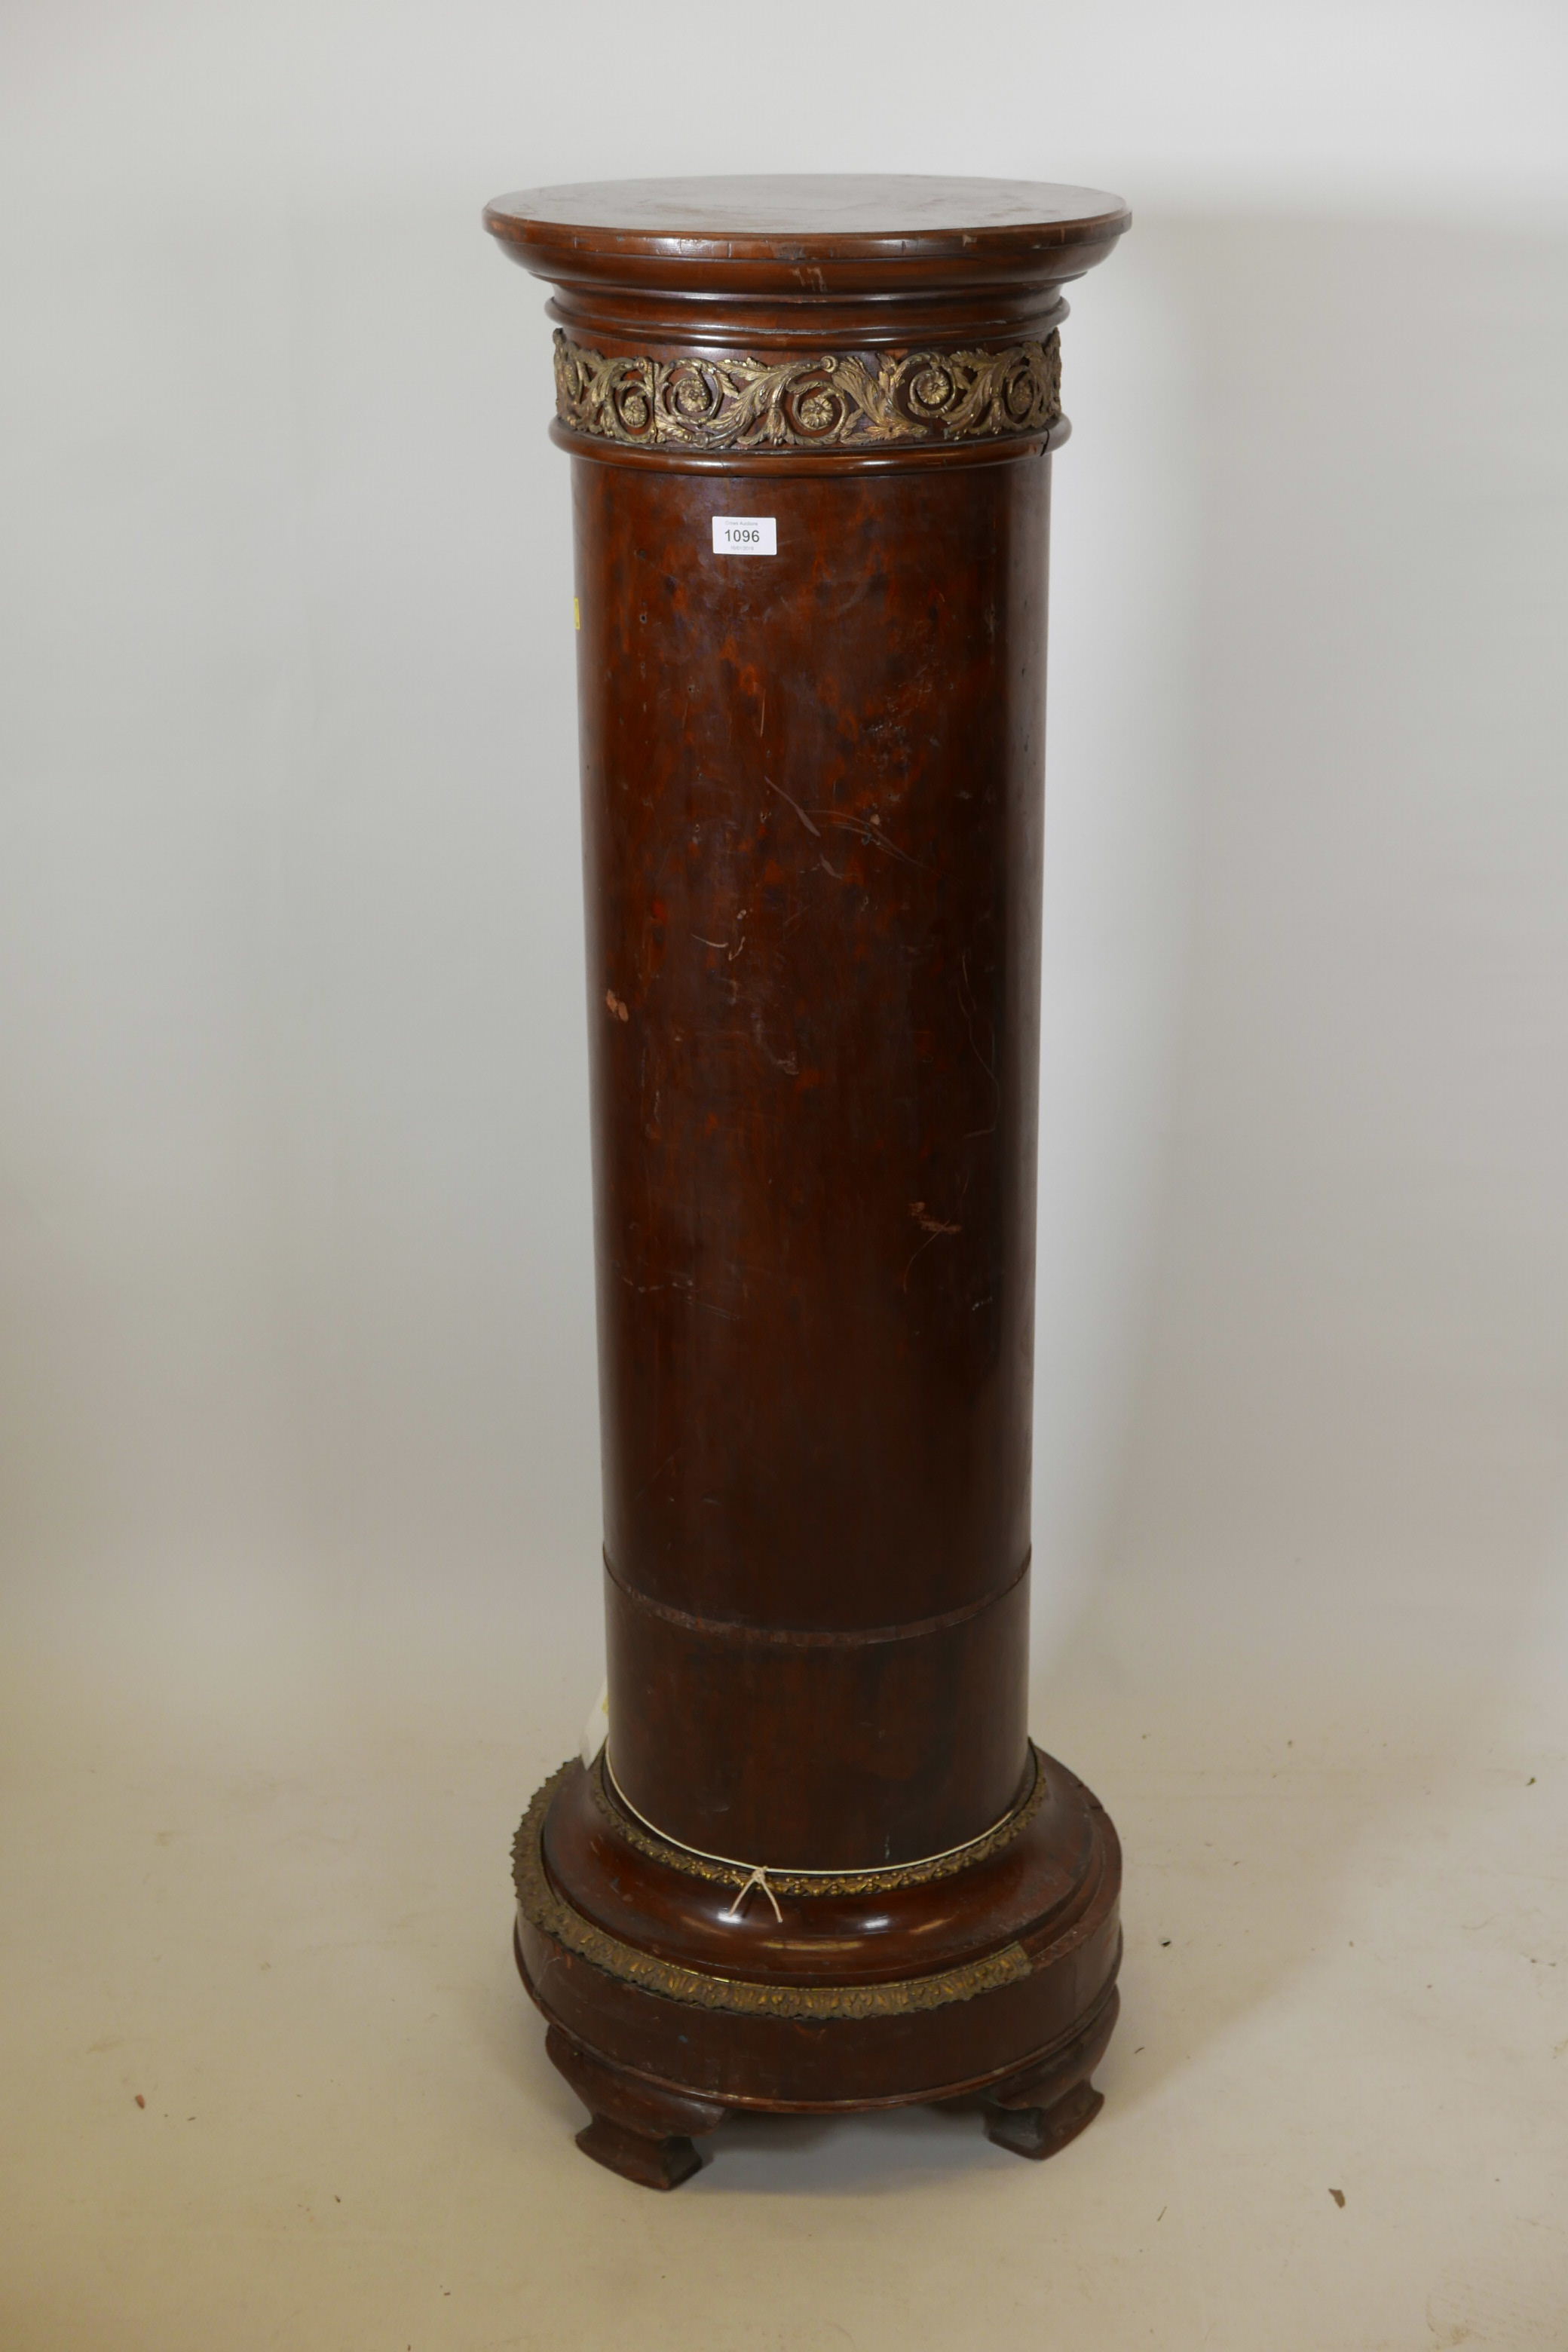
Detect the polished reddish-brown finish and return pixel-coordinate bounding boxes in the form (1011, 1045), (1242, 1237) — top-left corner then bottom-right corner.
(584, 453), (1046, 1630)
(605, 1566), (1031, 1869)
(484, 173), (1129, 322)
(544, 1752), (1103, 1983)
(485, 174), (1129, 2185)
(578, 439), (1050, 1862)
(516, 1772), (1122, 2109)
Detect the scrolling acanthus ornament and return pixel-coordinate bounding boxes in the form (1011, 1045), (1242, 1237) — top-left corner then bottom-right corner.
(552, 329), (1061, 452)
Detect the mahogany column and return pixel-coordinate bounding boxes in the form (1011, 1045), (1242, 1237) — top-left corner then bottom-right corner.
(485, 176), (1129, 2188)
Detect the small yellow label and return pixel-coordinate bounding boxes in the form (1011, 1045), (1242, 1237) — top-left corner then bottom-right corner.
(573, 596), (580, 630)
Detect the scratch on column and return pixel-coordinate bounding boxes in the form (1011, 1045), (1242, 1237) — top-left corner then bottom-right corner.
(958, 952), (1001, 1138)
(764, 776), (821, 838)
(901, 1200), (962, 1289)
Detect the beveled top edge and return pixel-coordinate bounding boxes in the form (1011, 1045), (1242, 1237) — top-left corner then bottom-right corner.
(483, 173), (1130, 261)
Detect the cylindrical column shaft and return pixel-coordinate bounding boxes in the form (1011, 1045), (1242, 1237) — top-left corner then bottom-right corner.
(576, 452), (1049, 1866)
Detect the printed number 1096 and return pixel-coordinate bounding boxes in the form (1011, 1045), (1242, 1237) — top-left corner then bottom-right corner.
(712, 516), (777, 556)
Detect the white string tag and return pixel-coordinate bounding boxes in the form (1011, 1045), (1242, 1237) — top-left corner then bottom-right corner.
(723, 1865), (783, 1923)
(579, 1678), (610, 1768)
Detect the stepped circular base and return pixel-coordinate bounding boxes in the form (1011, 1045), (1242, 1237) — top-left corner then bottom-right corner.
(511, 1745), (1122, 2183)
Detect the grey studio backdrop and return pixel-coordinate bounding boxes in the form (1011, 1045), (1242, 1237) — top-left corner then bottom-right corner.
(3, 5), (1567, 2347)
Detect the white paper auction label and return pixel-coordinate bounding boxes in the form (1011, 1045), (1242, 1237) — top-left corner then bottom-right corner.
(712, 516), (776, 556)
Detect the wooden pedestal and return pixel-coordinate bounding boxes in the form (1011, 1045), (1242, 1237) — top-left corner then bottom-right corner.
(484, 175), (1130, 2185)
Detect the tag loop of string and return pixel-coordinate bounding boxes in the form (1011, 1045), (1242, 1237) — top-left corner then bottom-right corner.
(603, 1750), (1032, 1925)
(723, 1864), (783, 1923)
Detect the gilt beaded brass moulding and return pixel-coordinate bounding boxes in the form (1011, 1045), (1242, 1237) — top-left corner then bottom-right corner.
(586, 1743), (1052, 1900)
(552, 327), (1063, 453)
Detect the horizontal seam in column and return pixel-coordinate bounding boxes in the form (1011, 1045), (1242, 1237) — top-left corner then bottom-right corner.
(602, 1548), (1030, 1649)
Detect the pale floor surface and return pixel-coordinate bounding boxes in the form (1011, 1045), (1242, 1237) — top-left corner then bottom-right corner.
(2, 1585), (1564, 2352)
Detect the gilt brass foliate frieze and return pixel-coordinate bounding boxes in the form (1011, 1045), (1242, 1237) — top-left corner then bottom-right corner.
(552, 328), (1061, 452)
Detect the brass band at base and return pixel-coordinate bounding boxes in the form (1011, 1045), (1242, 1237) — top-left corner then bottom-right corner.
(512, 1762), (1037, 2020)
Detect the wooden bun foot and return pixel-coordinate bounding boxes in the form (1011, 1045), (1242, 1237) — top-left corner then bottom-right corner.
(982, 2079), (1104, 2161)
(574, 2115), (703, 2191)
(545, 2023), (726, 2191)
(940, 1983), (1119, 2162)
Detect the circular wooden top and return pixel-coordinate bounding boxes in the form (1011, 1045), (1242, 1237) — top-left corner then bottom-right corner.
(484, 174), (1130, 387)
(483, 175), (1129, 263)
